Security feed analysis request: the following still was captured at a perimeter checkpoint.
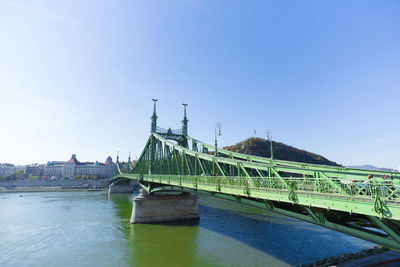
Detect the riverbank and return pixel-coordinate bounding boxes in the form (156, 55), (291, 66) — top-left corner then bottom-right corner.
(0, 187), (108, 193)
(0, 179), (110, 193)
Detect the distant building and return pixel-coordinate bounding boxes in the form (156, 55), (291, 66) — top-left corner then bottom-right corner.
(43, 154), (115, 179)
(0, 163), (16, 177)
(15, 165), (26, 172)
(25, 164), (45, 177)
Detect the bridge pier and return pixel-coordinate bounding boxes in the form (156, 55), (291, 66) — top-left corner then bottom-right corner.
(130, 189), (199, 223)
(108, 181), (138, 194)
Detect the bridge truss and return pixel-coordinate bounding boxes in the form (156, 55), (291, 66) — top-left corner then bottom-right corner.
(112, 103), (400, 251)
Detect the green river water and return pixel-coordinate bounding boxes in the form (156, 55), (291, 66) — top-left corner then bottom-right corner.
(0, 191), (375, 266)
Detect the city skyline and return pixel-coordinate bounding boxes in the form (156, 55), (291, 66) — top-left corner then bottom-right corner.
(1, 0), (399, 169)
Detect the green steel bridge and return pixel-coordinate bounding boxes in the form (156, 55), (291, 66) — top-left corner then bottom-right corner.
(112, 101), (400, 251)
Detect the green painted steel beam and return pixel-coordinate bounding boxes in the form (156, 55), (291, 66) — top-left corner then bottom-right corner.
(113, 173), (400, 220)
(186, 136), (400, 179)
(154, 133), (399, 183)
(153, 133), (342, 179)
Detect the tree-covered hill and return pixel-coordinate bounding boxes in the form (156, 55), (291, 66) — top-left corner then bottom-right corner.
(223, 137), (340, 166)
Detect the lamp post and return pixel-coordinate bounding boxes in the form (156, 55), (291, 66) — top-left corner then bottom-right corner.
(266, 129), (274, 160)
(215, 122), (222, 156)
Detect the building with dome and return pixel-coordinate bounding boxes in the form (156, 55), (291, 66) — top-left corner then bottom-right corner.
(43, 154), (115, 179)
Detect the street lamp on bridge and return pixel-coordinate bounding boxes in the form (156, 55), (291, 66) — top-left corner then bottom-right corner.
(215, 122), (222, 156)
(266, 129), (274, 160)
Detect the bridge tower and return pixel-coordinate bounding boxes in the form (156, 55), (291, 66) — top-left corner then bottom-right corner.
(111, 101), (199, 223)
(149, 99), (158, 174)
(182, 103), (188, 136)
(180, 104), (189, 148)
(151, 99), (158, 133)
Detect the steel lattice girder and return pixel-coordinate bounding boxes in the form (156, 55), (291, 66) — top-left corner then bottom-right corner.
(186, 136), (400, 180)
(113, 173), (400, 220)
(112, 131), (400, 250)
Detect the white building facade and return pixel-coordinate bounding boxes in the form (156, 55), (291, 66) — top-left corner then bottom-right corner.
(44, 154), (115, 179)
(0, 163), (16, 177)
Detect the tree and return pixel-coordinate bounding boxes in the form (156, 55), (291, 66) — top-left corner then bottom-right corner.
(15, 170), (25, 180)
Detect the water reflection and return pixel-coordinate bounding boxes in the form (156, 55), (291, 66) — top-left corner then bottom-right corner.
(0, 192), (377, 267)
(109, 193), (200, 266)
(108, 193), (375, 266)
(198, 195), (375, 265)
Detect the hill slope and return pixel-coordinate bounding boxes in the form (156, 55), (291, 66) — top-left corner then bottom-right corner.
(346, 165), (397, 172)
(223, 137), (340, 166)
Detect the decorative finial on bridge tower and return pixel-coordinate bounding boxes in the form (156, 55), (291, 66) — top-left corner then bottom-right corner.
(116, 151), (119, 163)
(151, 99), (158, 133)
(182, 103), (188, 136)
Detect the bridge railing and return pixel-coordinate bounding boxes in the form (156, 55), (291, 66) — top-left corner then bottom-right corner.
(141, 174), (400, 202)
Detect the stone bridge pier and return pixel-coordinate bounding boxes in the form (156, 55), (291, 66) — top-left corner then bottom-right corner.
(130, 189), (199, 223)
(109, 181), (199, 223)
(108, 180), (138, 194)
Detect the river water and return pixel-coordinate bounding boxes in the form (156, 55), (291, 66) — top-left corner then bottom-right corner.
(0, 191), (375, 266)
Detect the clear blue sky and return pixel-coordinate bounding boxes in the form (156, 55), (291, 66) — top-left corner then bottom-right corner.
(0, 0), (399, 169)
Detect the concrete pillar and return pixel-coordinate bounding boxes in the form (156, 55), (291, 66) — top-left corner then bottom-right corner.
(130, 189), (199, 223)
(108, 181), (137, 194)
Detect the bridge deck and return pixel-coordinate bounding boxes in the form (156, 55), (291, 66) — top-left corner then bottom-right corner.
(114, 173), (400, 220)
